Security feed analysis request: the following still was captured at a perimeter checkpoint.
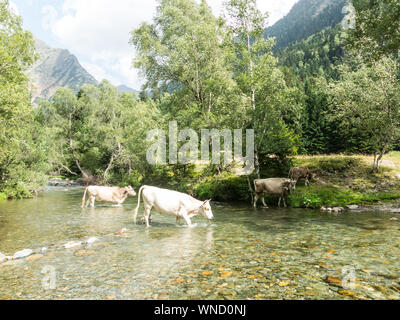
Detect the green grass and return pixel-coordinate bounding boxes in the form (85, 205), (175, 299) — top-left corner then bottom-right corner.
(288, 185), (400, 209)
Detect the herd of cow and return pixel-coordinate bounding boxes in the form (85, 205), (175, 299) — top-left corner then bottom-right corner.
(81, 167), (314, 227)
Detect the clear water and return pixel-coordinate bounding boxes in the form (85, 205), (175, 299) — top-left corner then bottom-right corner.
(0, 188), (400, 300)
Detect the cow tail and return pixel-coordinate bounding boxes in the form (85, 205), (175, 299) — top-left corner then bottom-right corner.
(81, 187), (88, 208)
(133, 186), (145, 224)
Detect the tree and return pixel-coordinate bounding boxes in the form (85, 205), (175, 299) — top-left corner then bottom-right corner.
(40, 82), (163, 185)
(349, 0), (400, 59)
(225, 0), (300, 179)
(329, 57), (400, 171)
(0, 0), (48, 198)
(130, 0), (237, 129)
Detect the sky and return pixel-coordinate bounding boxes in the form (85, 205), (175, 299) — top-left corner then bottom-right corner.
(11, 0), (299, 90)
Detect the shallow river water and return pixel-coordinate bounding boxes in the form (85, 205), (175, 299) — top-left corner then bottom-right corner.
(0, 187), (400, 300)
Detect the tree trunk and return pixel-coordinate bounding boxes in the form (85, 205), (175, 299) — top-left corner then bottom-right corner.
(104, 154), (115, 183)
(246, 175), (254, 205)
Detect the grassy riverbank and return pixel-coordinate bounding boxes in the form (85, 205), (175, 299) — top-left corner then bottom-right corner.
(193, 153), (400, 208)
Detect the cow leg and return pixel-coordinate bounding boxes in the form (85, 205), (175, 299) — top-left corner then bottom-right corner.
(253, 194), (259, 208)
(176, 216), (181, 225)
(278, 197), (282, 208)
(305, 178), (309, 186)
(283, 196), (287, 208)
(178, 208), (192, 227)
(262, 194), (268, 208)
(143, 205), (152, 228)
(90, 196), (96, 208)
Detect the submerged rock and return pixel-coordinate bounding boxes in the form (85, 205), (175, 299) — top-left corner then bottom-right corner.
(116, 228), (128, 235)
(0, 253), (6, 263)
(26, 254), (43, 262)
(86, 237), (99, 245)
(13, 249), (33, 260)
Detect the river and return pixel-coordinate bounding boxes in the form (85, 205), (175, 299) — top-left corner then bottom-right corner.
(0, 187), (399, 300)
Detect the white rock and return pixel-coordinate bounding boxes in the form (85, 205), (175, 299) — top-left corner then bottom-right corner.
(0, 253), (6, 263)
(346, 205), (359, 210)
(13, 249), (33, 260)
(64, 241), (82, 249)
(41, 247), (48, 253)
(86, 237), (99, 245)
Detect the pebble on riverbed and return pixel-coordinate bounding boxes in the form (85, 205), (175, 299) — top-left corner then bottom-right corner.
(0, 253), (6, 263)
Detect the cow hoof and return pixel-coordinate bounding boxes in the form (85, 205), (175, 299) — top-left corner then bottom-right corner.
(262, 206), (269, 209)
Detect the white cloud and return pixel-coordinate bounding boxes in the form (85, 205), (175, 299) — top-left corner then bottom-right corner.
(209, 0), (299, 26)
(42, 5), (58, 31)
(50, 0), (157, 89)
(50, 0), (298, 90)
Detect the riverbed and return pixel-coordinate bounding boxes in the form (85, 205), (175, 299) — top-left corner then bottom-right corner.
(0, 188), (399, 300)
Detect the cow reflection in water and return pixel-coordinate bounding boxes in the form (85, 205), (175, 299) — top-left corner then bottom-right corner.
(83, 206), (127, 234)
(140, 227), (214, 277)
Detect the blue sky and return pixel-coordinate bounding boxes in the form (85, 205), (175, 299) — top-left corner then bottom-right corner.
(11, 0), (299, 90)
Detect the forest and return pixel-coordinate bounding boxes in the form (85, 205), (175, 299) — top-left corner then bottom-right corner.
(1, 0), (400, 205)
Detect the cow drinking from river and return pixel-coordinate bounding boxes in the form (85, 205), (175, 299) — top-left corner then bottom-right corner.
(253, 178), (296, 208)
(82, 186), (137, 208)
(134, 186), (214, 227)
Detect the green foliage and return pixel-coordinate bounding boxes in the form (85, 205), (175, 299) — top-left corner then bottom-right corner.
(194, 174), (251, 202)
(0, 0), (49, 199)
(349, 0), (400, 59)
(329, 57), (400, 170)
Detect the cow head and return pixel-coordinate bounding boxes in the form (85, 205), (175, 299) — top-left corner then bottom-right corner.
(199, 200), (214, 221)
(125, 186), (137, 196)
(284, 180), (297, 192)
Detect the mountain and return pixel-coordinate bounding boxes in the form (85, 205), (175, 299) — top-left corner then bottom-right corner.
(117, 84), (137, 94)
(28, 38), (98, 103)
(265, 0), (347, 50)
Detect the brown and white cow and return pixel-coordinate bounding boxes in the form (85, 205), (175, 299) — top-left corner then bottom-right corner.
(82, 186), (136, 208)
(134, 186), (214, 227)
(288, 166), (314, 187)
(253, 178), (296, 208)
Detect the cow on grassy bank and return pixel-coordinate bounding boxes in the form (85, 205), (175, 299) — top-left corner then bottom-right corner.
(133, 186), (214, 227)
(82, 186), (136, 208)
(253, 178), (296, 208)
(288, 166), (315, 187)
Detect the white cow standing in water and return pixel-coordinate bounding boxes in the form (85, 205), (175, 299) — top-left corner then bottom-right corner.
(133, 186), (214, 227)
(82, 186), (137, 208)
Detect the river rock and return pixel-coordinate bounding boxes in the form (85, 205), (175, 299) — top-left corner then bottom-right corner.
(26, 254), (43, 262)
(0, 253), (6, 263)
(64, 241), (82, 249)
(346, 205), (359, 210)
(13, 249), (33, 260)
(86, 237), (99, 245)
(332, 207), (344, 213)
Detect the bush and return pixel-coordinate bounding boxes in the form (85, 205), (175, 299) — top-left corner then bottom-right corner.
(194, 175), (251, 202)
